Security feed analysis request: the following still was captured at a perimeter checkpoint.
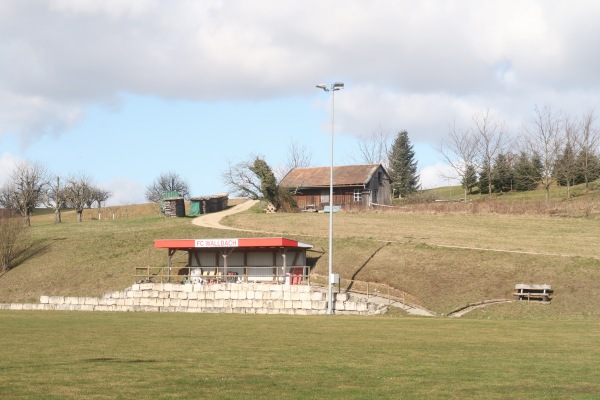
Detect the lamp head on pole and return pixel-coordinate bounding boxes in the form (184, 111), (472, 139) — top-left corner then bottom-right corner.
(316, 82), (345, 92)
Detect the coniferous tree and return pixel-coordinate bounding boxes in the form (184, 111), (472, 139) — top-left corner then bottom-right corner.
(461, 164), (478, 194)
(513, 152), (540, 191)
(554, 144), (579, 188)
(576, 150), (600, 186)
(492, 153), (513, 192)
(388, 130), (419, 198)
(478, 160), (491, 195)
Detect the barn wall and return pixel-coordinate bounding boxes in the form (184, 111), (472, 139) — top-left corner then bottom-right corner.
(292, 187), (370, 211)
(365, 166), (392, 205)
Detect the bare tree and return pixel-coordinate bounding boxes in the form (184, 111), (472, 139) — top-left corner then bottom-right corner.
(353, 127), (391, 169)
(286, 139), (312, 170)
(221, 157), (263, 199)
(438, 121), (480, 201)
(575, 110), (600, 193)
(145, 171), (190, 203)
(44, 176), (67, 223)
(0, 160), (48, 226)
(472, 109), (507, 196)
(91, 188), (112, 209)
(554, 116), (580, 199)
(64, 172), (95, 223)
(522, 105), (563, 202)
(275, 140), (313, 182)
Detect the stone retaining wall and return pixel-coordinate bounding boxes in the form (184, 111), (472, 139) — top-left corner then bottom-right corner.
(0, 283), (388, 315)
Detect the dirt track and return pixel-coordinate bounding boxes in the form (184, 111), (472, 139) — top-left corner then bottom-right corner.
(191, 199), (259, 231)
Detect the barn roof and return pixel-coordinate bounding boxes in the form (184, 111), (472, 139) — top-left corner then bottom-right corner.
(279, 164), (388, 188)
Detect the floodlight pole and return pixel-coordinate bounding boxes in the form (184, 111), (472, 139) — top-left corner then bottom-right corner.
(316, 82), (344, 314)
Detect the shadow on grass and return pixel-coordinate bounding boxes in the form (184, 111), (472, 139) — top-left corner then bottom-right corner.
(83, 358), (157, 364)
(10, 237), (54, 270)
(306, 248), (324, 275)
(346, 241), (392, 292)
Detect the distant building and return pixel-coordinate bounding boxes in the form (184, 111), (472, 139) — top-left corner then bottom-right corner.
(162, 197), (186, 217)
(279, 164), (392, 211)
(189, 194), (228, 215)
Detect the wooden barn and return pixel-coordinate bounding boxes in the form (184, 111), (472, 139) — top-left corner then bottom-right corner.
(279, 164), (392, 211)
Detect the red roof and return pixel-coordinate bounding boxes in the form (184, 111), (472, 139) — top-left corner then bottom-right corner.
(154, 237), (313, 249)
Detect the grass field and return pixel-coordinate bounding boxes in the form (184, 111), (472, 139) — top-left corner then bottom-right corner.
(2, 190), (600, 399)
(1, 311), (599, 400)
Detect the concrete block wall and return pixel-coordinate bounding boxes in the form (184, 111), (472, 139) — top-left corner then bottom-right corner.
(0, 283), (387, 315)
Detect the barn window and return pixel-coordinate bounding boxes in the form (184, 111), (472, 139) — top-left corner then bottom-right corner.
(353, 189), (361, 202)
(321, 189), (329, 203)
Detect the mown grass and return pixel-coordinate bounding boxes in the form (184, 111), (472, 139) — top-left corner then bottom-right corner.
(1, 311), (599, 400)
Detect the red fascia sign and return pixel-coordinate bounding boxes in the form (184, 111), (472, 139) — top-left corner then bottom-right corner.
(154, 237), (312, 250)
(194, 239), (238, 248)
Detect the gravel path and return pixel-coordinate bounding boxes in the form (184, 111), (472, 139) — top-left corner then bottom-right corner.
(191, 199), (259, 231)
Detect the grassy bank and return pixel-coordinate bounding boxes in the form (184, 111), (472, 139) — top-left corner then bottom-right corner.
(1, 196), (600, 318)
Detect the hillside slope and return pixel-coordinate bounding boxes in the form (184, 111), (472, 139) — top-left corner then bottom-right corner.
(1, 197), (600, 319)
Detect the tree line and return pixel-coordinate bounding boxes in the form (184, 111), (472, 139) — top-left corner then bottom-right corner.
(440, 106), (600, 201)
(0, 160), (112, 226)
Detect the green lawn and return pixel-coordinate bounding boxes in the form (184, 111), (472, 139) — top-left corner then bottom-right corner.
(1, 311), (599, 399)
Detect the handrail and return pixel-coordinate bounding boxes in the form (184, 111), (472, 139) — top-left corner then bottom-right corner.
(134, 265), (308, 285)
(309, 273), (422, 309)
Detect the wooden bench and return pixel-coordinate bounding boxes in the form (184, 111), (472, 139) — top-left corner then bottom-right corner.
(513, 284), (553, 302)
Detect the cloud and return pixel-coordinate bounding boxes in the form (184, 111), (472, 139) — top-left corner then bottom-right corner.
(100, 176), (146, 206)
(419, 163), (461, 190)
(0, 152), (23, 186)
(2, 0), (600, 148)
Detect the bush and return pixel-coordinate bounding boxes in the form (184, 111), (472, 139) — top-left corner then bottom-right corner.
(0, 211), (26, 272)
(400, 190), (438, 204)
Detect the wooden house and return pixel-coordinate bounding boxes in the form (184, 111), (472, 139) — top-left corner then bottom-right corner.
(279, 164), (392, 211)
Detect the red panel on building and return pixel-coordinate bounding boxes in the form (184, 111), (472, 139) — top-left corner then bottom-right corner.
(154, 237), (312, 249)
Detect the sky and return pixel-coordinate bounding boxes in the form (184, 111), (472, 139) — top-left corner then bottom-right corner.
(2, 1), (600, 205)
